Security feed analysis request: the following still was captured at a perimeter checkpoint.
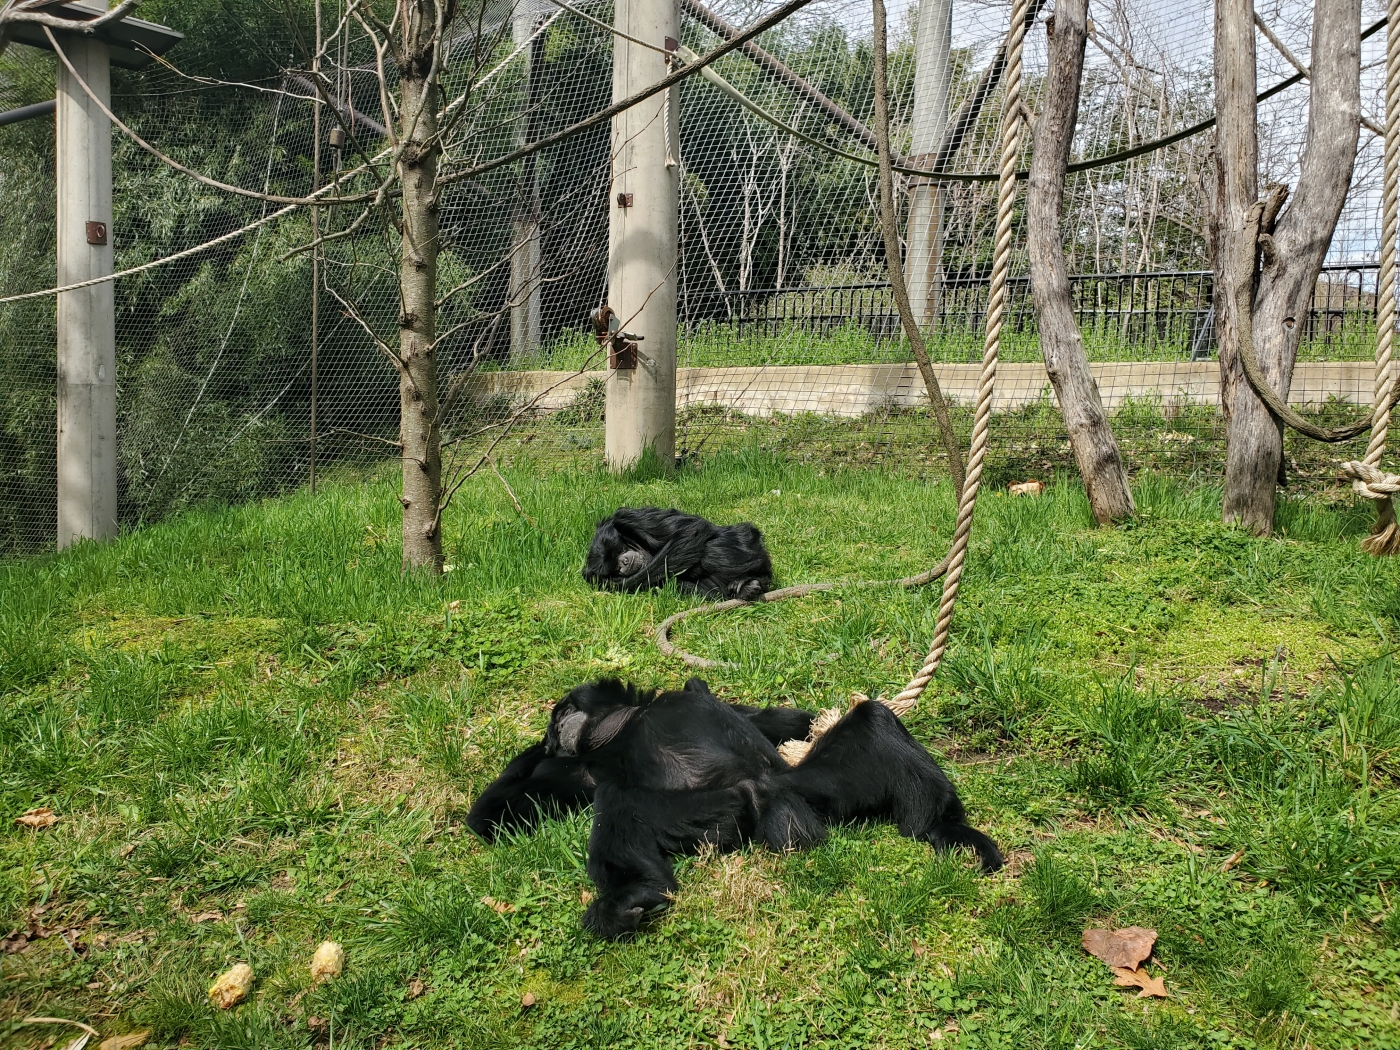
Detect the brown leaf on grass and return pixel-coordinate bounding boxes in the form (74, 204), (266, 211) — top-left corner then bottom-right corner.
(481, 897), (515, 914)
(406, 978), (427, 1000)
(16, 808), (59, 829)
(190, 911), (223, 924)
(1112, 966), (1169, 998)
(1082, 926), (1157, 970)
(98, 1032), (151, 1050)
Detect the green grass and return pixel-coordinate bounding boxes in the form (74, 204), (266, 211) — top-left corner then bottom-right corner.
(496, 320), (1378, 372)
(2, 442), (1400, 1049)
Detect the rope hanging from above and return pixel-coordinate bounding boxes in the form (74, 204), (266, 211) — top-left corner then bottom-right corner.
(1339, 0), (1400, 556)
(774, 0), (1031, 764)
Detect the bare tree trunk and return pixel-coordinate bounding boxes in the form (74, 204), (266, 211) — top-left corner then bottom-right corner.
(1027, 0), (1133, 524)
(397, 0), (447, 572)
(1215, 0), (1361, 533)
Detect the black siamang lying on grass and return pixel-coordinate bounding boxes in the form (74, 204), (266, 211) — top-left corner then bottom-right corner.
(467, 678), (1001, 940)
(582, 507), (773, 600)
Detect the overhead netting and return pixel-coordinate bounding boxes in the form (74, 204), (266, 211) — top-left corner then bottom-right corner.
(0, 0), (1390, 555)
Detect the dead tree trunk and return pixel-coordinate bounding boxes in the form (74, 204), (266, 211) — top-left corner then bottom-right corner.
(1027, 0), (1133, 524)
(1214, 0), (1362, 533)
(396, 0), (449, 572)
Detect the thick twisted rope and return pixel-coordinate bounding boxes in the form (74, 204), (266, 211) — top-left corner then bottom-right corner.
(654, 555), (954, 669)
(657, 0), (1029, 684)
(1340, 0), (1400, 555)
(1339, 461), (1400, 554)
(883, 0), (1030, 718)
(1367, 0), (1400, 469)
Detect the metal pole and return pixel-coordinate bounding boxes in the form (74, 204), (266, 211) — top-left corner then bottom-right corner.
(605, 0), (679, 470)
(906, 0), (953, 329)
(510, 6), (544, 361)
(55, 36), (116, 547)
(311, 0), (322, 493)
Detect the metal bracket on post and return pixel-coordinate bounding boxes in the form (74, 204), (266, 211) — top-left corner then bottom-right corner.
(592, 304), (645, 370)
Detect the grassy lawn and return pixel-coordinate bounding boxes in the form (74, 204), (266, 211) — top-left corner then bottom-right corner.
(3, 447), (1400, 1049)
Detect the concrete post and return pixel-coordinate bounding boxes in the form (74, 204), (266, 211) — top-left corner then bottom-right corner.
(906, 0), (953, 329)
(509, 8), (543, 361)
(55, 36), (117, 547)
(604, 0), (679, 470)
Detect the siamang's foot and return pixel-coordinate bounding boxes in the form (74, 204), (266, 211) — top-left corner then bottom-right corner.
(924, 823), (1004, 874)
(582, 896), (658, 940)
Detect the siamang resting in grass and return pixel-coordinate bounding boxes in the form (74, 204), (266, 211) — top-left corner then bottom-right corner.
(466, 678), (1001, 940)
(582, 507), (774, 600)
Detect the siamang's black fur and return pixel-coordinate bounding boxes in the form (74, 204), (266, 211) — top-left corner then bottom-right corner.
(466, 699), (812, 842)
(466, 678), (1000, 940)
(582, 507), (774, 600)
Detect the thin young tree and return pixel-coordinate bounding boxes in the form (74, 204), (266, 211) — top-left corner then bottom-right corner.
(1026, 0), (1134, 524)
(377, 0), (455, 571)
(1212, 0), (1362, 534)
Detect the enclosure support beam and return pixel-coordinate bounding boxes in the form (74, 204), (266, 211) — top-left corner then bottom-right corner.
(906, 0), (953, 328)
(605, 0), (679, 470)
(55, 36), (116, 548)
(510, 9), (544, 361)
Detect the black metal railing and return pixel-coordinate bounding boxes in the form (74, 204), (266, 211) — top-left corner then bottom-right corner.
(678, 264), (1379, 358)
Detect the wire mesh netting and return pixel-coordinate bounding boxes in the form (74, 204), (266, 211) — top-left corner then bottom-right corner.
(0, 0), (1391, 556)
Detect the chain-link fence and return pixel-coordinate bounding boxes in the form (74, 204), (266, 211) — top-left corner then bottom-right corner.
(0, 0), (1390, 557)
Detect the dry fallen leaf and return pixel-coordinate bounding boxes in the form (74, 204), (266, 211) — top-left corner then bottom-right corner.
(16, 808), (59, 829)
(1082, 926), (1157, 970)
(407, 978), (427, 1000)
(481, 897), (515, 915)
(98, 1032), (151, 1050)
(190, 911), (223, 924)
(208, 963), (254, 1009)
(520, 992), (537, 1009)
(310, 941), (344, 983)
(580, 890), (594, 906)
(1112, 966), (1169, 998)
(1008, 480), (1046, 497)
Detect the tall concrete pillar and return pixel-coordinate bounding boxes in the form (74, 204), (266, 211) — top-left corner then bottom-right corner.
(55, 37), (117, 547)
(604, 0), (679, 470)
(906, 0), (953, 329)
(509, 7), (543, 361)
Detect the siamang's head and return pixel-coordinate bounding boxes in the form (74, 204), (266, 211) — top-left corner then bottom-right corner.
(582, 520), (649, 585)
(544, 679), (650, 757)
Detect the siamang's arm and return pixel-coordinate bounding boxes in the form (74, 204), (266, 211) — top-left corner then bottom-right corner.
(679, 677), (812, 747)
(614, 529), (713, 592)
(731, 704), (813, 747)
(465, 742), (595, 842)
(582, 786), (679, 940)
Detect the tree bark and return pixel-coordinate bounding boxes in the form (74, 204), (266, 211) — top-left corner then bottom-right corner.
(1215, 0), (1361, 533)
(1027, 0), (1133, 524)
(397, 0), (447, 572)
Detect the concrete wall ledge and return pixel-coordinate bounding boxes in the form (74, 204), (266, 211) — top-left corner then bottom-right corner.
(467, 361), (1377, 420)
